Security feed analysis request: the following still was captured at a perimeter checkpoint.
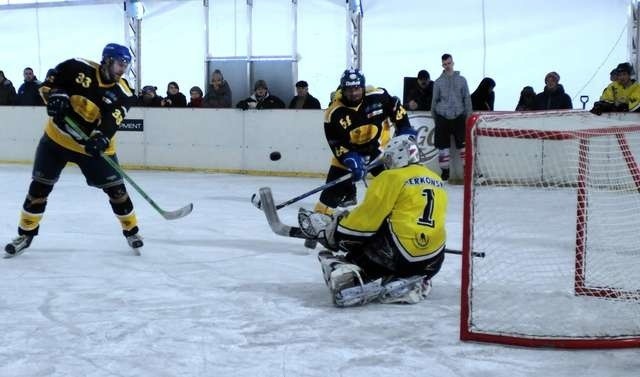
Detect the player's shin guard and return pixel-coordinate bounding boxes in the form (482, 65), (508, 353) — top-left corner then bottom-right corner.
(17, 181), (53, 236)
(105, 185), (142, 248)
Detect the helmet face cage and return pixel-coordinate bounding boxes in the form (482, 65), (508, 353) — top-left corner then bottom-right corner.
(383, 135), (420, 169)
(340, 68), (365, 90)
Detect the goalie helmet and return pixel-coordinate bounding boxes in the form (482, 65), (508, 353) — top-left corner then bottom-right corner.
(340, 68), (365, 90)
(383, 135), (420, 169)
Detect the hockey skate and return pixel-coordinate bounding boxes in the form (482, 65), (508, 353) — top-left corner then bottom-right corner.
(126, 233), (143, 255)
(4, 235), (34, 258)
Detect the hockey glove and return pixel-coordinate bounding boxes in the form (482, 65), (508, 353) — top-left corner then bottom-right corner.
(342, 151), (365, 182)
(318, 210), (348, 251)
(395, 126), (417, 140)
(46, 90), (70, 126)
(615, 102), (630, 112)
(84, 130), (110, 157)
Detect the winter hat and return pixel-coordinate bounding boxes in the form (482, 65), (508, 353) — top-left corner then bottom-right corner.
(142, 85), (157, 94)
(254, 79), (268, 90)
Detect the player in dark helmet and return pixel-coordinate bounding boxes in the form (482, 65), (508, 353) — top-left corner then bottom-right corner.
(4, 43), (142, 257)
(339, 68), (366, 106)
(100, 43), (132, 83)
(303, 68), (417, 249)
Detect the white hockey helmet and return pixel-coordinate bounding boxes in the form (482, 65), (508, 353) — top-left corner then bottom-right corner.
(383, 135), (420, 169)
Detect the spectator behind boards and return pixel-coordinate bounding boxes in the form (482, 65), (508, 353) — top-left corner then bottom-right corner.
(236, 80), (286, 110)
(404, 70), (433, 111)
(161, 81), (187, 107)
(0, 70), (17, 105)
(533, 72), (572, 110)
(288, 80), (321, 109)
(136, 85), (163, 107)
(470, 77), (495, 111)
(204, 69), (232, 108)
(16, 67), (44, 106)
(591, 63), (640, 115)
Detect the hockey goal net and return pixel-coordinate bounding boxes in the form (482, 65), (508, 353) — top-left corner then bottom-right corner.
(460, 111), (640, 348)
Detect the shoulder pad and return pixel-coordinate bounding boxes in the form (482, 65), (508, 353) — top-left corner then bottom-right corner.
(324, 101), (345, 123)
(364, 86), (386, 96)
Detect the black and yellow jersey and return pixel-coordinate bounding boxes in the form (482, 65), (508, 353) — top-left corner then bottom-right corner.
(337, 163), (447, 261)
(39, 58), (135, 156)
(324, 86), (412, 167)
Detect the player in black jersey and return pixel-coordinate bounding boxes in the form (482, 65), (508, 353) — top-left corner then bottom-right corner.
(4, 43), (142, 257)
(313, 68), (416, 215)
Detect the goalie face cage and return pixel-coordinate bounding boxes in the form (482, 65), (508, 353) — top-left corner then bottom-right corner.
(460, 111), (640, 348)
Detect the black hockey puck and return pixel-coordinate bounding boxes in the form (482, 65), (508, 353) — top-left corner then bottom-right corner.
(270, 151), (281, 161)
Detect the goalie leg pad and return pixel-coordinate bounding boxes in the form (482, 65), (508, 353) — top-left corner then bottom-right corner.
(318, 250), (373, 306)
(378, 276), (432, 304)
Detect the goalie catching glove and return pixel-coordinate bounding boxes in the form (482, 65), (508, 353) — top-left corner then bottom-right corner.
(85, 130), (110, 157)
(298, 208), (347, 251)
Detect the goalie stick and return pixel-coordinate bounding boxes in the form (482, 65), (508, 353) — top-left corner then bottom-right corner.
(64, 116), (193, 220)
(257, 187), (485, 258)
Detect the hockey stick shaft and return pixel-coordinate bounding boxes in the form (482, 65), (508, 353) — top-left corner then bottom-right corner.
(258, 187), (485, 258)
(64, 116), (193, 220)
(273, 160), (383, 210)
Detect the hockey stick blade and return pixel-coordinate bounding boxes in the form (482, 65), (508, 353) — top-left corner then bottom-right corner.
(258, 187), (485, 258)
(64, 116), (193, 220)
(259, 187), (308, 239)
(160, 203), (194, 220)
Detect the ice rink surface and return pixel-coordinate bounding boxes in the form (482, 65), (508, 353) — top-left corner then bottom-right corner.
(0, 163), (638, 377)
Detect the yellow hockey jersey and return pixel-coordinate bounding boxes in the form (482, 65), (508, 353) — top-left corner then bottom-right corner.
(337, 163), (447, 261)
(600, 81), (640, 111)
(40, 58), (135, 156)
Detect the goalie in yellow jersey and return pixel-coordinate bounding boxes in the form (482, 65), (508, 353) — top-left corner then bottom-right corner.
(299, 135), (447, 306)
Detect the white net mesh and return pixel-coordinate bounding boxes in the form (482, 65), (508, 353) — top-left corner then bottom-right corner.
(463, 111), (640, 345)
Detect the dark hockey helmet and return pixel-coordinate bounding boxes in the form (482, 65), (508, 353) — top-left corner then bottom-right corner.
(340, 68), (365, 90)
(101, 43), (131, 83)
(102, 43), (132, 64)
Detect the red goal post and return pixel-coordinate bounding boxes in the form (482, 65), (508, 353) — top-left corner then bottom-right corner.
(460, 111), (640, 348)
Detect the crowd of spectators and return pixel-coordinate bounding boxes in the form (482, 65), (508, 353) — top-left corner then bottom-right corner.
(1, 62), (639, 115)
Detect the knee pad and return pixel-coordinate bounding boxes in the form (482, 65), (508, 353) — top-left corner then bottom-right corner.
(104, 184), (133, 215)
(28, 180), (53, 199)
(103, 184), (128, 202)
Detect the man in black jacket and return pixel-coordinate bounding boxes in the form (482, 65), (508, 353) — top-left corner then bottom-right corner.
(16, 67), (44, 106)
(533, 71), (572, 110)
(288, 80), (321, 109)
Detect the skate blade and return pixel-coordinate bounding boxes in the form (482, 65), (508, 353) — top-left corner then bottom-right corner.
(4, 246), (27, 259)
